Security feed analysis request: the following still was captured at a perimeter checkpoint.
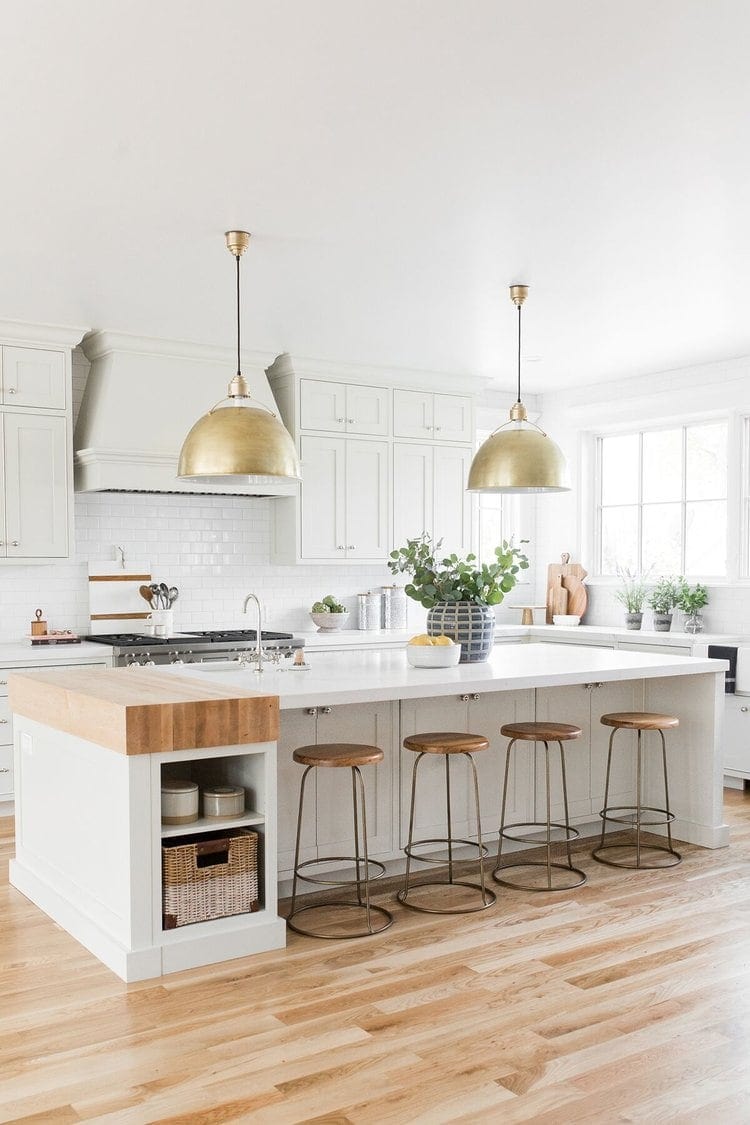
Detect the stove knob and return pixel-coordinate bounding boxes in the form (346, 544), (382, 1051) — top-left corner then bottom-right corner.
(143, 659), (156, 667)
(171, 657), (184, 665)
(127, 659), (142, 668)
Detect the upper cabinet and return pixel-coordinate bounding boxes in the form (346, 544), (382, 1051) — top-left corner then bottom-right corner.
(0, 330), (81, 563)
(1, 347), (67, 409)
(393, 389), (473, 443)
(300, 379), (389, 436)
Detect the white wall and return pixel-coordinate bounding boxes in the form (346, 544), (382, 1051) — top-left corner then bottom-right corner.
(537, 354), (750, 634)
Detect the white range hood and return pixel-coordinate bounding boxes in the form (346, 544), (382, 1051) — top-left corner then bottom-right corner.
(74, 331), (297, 496)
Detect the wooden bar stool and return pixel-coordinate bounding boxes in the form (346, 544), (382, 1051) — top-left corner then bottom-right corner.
(494, 721), (587, 891)
(592, 712), (682, 870)
(287, 743), (393, 939)
(398, 732), (496, 914)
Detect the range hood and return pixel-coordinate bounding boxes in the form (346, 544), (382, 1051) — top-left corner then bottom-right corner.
(74, 331), (298, 496)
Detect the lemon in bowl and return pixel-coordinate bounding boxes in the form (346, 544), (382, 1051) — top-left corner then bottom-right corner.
(406, 634), (462, 667)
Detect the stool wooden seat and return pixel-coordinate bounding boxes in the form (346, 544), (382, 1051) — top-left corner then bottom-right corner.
(593, 711), (681, 870)
(287, 742), (393, 940)
(403, 732), (490, 755)
(398, 731), (495, 914)
(500, 721), (582, 742)
(293, 744), (384, 768)
(494, 720), (586, 892)
(600, 712), (679, 731)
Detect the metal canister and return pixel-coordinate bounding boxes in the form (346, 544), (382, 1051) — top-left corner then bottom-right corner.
(389, 586), (407, 630)
(357, 592), (381, 631)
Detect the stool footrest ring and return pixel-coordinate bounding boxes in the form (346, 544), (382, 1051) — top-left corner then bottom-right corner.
(287, 901), (393, 939)
(403, 837), (488, 865)
(293, 855), (386, 888)
(397, 880), (496, 914)
(492, 860), (587, 891)
(598, 805), (676, 827)
(591, 842), (682, 870)
(500, 820), (581, 847)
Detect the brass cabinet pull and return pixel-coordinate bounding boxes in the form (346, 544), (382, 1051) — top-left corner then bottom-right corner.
(306, 707), (317, 716)
(321, 706), (332, 714)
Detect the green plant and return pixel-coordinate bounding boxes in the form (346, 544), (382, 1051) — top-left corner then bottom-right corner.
(614, 568), (649, 613)
(647, 576), (683, 615)
(387, 533), (529, 609)
(677, 582), (709, 615)
(311, 594), (346, 614)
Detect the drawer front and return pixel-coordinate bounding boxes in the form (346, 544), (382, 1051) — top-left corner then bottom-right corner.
(0, 668), (9, 697)
(0, 746), (12, 797)
(0, 699), (11, 744)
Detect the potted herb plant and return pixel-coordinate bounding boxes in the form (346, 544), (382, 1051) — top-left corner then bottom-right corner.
(647, 575), (683, 632)
(614, 568), (649, 630)
(677, 582), (709, 634)
(387, 533), (529, 663)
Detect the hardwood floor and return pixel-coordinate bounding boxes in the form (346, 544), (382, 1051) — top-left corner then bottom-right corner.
(1, 793), (750, 1123)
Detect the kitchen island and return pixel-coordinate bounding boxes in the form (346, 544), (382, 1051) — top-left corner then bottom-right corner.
(8, 644), (728, 980)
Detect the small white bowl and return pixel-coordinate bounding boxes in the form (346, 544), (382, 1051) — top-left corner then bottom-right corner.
(552, 614), (581, 626)
(310, 611), (350, 631)
(406, 643), (462, 667)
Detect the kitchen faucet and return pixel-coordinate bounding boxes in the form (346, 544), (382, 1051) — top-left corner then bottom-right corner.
(242, 592), (264, 672)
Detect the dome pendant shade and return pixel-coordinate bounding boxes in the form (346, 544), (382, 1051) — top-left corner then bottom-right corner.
(467, 283), (569, 494)
(467, 424), (569, 492)
(178, 400), (301, 485)
(177, 230), (301, 486)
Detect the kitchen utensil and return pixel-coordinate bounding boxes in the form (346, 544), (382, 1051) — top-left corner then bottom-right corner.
(139, 585), (155, 607)
(159, 582), (169, 609)
(150, 582), (162, 608)
(168, 586), (179, 607)
(546, 553), (588, 624)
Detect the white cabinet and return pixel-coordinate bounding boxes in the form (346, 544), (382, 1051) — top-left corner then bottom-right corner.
(399, 690), (534, 849)
(298, 435), (389, 561)
(393, 442), (472, 557)
(277, 701), (396, 881)
(724, 696), (750, 777)
(300, 379), (389, 436)
(2, 413), (69, 558)
(394, 389), (473, 443)
(0, 337), (75, 564)
(1, 346), (66, 408)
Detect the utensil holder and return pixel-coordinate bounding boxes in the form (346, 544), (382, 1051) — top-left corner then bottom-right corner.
(149, 609), (174, 635)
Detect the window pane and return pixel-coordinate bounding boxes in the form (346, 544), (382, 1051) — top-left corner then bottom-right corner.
(686, 422), (727, 500)
(601, 435), (639, 504)
(642, 429), (681, 502)
(601, 506), (638, 574)
(642, 503), (682, 574)
(685, 500), (726, 575)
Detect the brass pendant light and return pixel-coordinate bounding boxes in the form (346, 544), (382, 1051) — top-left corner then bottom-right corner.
(467, 284), (569, 493)
(178, 231), (301, 485)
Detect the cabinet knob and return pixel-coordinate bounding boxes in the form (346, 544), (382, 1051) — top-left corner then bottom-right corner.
(0, 767), (9, 774)
(337, 545), (345, 550)
(741, 706), (748, 713)
(347, 545), (355, 550)
(435, 425), (442, 432)
(336, 417), (345, 423)
(321, 706), (332, 714)
(306, 707), (318, 716)
(7, 387), (16, 394)
(472, 693), (480, 702)
(347, 417), (355, 424)
(459, 693), (470, 702)
(0, 718), (7, 724)
(10, 541), (19, 547)
(0, 680), (7, 685)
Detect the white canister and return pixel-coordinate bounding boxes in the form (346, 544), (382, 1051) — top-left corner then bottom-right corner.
(161, 779), (199, 824)
(202, 784), (245, 818)
(388, 585), (407, 630)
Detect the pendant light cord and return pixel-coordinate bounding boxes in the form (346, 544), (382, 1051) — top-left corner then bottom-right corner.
(235, 253), (242, 377)
(516, 301), (522, 404)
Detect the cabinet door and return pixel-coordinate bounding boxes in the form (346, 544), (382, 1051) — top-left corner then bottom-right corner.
(433, 444), (472, 557)
(276, 708), (318, 878)
(316, 702), (394, 858)
(2, 347), (66, 409)
(4, 412), (69, 558)
(300, 379), (347, 432)
(393, 389), (433, 439)
(346, 385), (390, 436)
(589, 679), (640, 815)
(399, 695), (470, 848)
(470, 690), (535, 842)
(433, 394), (473, 443)
(723, 696), (750, 775)
(534, 684), (596, 822)
(392, 442), (432, 547)
(0, 746), (12, 799)
(0, 420), (5, 556)
(300, 435), (346, 559)
(345, 439), (389, 560)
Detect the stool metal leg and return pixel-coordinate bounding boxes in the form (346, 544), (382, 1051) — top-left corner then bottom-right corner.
(289, 764), (314, 920)
(352, 766), (363, 906)
(397, 750), (496, 914)
(493, 737), (586, 892)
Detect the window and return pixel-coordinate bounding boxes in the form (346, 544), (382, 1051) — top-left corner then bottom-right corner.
(597, 421), (728, 577)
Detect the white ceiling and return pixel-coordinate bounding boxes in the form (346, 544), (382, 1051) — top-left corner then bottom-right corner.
(1, 1), (748, 392)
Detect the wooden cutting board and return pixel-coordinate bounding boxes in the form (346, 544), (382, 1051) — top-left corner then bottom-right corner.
(546, 553), (588, 624)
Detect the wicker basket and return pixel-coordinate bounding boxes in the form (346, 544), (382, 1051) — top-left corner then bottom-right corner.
(162, 827), (259, 930)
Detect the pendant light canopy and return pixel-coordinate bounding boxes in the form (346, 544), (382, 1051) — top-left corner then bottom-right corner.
(467, 284), (569, 493)
(178, 231), (301, 486)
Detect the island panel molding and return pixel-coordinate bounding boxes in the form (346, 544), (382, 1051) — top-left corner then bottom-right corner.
(9, 668), (278, 754)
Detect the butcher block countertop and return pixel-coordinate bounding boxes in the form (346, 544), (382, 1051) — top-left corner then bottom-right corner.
(8, 667), (278, 755)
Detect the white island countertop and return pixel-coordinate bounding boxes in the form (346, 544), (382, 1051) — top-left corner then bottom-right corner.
(167, 642), (729, 710)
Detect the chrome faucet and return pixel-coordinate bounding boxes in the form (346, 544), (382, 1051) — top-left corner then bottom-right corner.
(242, 592), (264, 672)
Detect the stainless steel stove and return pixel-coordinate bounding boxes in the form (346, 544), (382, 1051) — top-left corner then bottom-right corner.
(85, 629), (304, 668)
